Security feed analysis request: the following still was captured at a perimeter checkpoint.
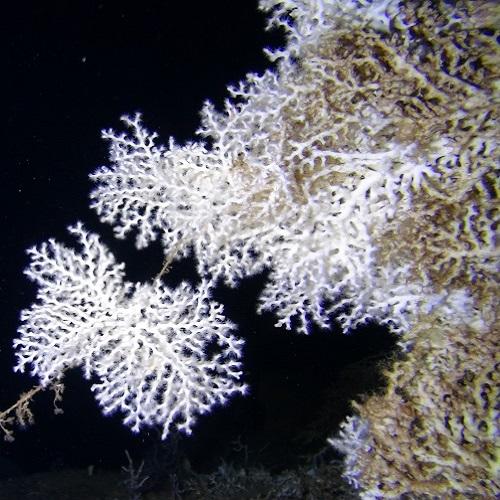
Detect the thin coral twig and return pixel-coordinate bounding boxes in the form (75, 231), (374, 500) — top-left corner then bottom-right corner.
(0, 382), (65, 442)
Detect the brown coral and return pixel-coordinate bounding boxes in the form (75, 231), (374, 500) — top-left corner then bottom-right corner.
(351, 306), (499, 498)
(326, 0), (499, 497)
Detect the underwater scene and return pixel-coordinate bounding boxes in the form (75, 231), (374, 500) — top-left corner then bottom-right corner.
(1, 1), (498, 498)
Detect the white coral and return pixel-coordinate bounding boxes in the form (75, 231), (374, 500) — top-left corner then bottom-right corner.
(14, 223), (246, 439)
(90, 59), (444, 336)
(328, 415), (372, 491)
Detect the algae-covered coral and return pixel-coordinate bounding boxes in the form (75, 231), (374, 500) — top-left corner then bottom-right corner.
(326, 1), (499, 497)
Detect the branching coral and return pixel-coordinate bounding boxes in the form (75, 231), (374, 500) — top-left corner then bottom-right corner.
(318, 0), (499, 496)
(90, 0), (499, 492)
(9, 0), (500, 495)
(14, 224), (246, 439)
(332, 297), (499, 498)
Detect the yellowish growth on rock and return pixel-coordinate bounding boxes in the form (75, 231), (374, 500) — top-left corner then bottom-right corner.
(351, 307), (499, 498)
(262, 0), (499, 210)
(325, 1), (499, 496)
(376, 144), (498, 295)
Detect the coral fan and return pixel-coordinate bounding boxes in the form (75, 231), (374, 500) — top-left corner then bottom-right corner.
(14, 224), (246, 439)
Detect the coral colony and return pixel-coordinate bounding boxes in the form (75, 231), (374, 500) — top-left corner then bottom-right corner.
(9, 0), (499, 497)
